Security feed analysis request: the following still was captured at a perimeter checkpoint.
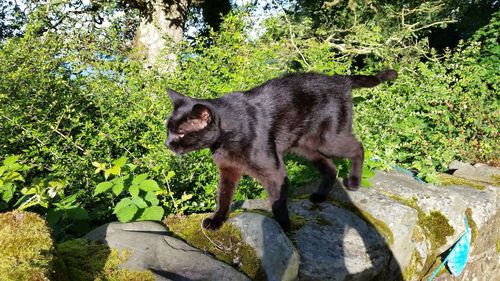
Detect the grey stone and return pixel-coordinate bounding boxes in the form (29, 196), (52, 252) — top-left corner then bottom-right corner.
(230, 212), (299, 281)
(234, 199), (273, 213)
(85, 221), (250, 281)
(454, 210), (500, 281)
(328, 185), (419, 271)
(290, 200), (391, 281)
(449, 160), (500, 185)
(370, 171), (498, 253)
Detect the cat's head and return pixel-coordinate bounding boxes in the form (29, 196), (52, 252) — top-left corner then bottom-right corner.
(164, 89), (220, 154)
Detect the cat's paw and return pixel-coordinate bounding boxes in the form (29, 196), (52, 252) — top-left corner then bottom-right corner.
(202, 217), (224, 231)
(343, 177), (360, 191)
(309, 192), (327, 204)
(277, 218), (291, 232)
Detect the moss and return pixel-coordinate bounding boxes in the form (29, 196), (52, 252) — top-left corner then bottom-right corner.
(164, 213), (265, 280)
(437, 173), (486, 190)
(491, 175), (500, 186)
(315, 214), (332, 226)
(386, 194), (456, 280)
(0, 211), (54, 281)
(289, 214), (309, 232)
(0, 211), (153, 281)
(326, 199), (395, 245)
(422, 211), (455, 249)
(54, 239), (155, 281)
(465, 208), (478, 244)
(402, 249), (423, 281)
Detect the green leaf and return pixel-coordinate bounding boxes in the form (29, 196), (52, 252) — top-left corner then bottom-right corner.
(362, 168), (375, 178)
(166, 171), (175, 181)
(58, 193), (79, 206)
(93, 162), (106, 174)
(129, 184), (140, 197)
(144, 192), (159, 206)
(46, 209), (62, 227)
(66, 207), (90, 220)
(3, 156), (19, 166)
(123, 163), (137, 172)
(113, 156), (128, 167)
(114, 197), (132, 214)
(139, 179), (160, 192)
(132, 173), (148, 185)
(138, 206), (164, 221)
(48, 179), (65, 189)
(107, 165), (121, 177)
(0, 182), (15, 202)
(131, 197), (148, 208)
(5, 171), (23, 182)
(111, 178), (124, 196)
(116, 204), (138, 223)
(181, 193), (193, 202)
(94, 181), (113, 196)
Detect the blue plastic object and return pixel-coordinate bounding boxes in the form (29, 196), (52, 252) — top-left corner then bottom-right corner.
(427, 216), (471, 280)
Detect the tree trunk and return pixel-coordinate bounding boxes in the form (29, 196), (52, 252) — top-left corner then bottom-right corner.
(133, 0), (190, 70)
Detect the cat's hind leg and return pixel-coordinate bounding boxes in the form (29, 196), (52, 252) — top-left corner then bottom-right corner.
(290, 146), (337, 203)
(309, 157), (337, 203)
(317, 133), (364, 191)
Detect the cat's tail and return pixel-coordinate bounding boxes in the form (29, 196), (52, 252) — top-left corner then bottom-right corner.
(348, 69), (398, 89)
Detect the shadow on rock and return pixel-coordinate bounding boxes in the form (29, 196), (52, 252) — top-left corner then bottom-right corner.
(288, 180), (404, 281)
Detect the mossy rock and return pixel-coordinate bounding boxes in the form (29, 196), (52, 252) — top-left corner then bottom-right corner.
(0, 211), (154, 281)
(164, 213), (264, 280)
(0, 211), (54, 281)
(326, 199), (395, 245)
(54, 239), (155, 281)
(386, 195), (456, 280)
(437, 173), (486, 190)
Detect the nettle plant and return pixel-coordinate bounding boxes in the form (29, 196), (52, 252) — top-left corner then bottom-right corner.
(92, 157), (168, 223)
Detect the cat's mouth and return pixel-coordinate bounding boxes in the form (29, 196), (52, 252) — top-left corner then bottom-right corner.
(165, 142), (195, 155)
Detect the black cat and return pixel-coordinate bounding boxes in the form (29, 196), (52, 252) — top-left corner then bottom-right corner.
(165, 69), (397, 231)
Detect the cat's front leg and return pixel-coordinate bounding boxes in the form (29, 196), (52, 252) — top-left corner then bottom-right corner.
(258, 172), (291, 231)
(202, 166), (243, 230)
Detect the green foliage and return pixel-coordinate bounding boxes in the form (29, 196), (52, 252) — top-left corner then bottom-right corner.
(0, 156), (29, 210)
(0, 156), (90, 239)
(92, 157), (165, 223)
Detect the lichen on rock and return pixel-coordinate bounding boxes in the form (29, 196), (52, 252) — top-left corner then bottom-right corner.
(164, 213), (264, 280)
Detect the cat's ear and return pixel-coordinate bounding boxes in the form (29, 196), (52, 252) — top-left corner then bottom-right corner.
(187, 104), (212, 131)
(167, 88), (186, 102)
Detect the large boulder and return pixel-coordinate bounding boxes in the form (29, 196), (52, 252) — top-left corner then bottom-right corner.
(85, 221), (250, 281)
(449, 160), (500, 185)
(289, 200), (394, 281)
(230, 212), (299, 281)
(370, 171), (499, 252)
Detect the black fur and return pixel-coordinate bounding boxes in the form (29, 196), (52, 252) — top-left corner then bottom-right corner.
(165, 69), (397, 230)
